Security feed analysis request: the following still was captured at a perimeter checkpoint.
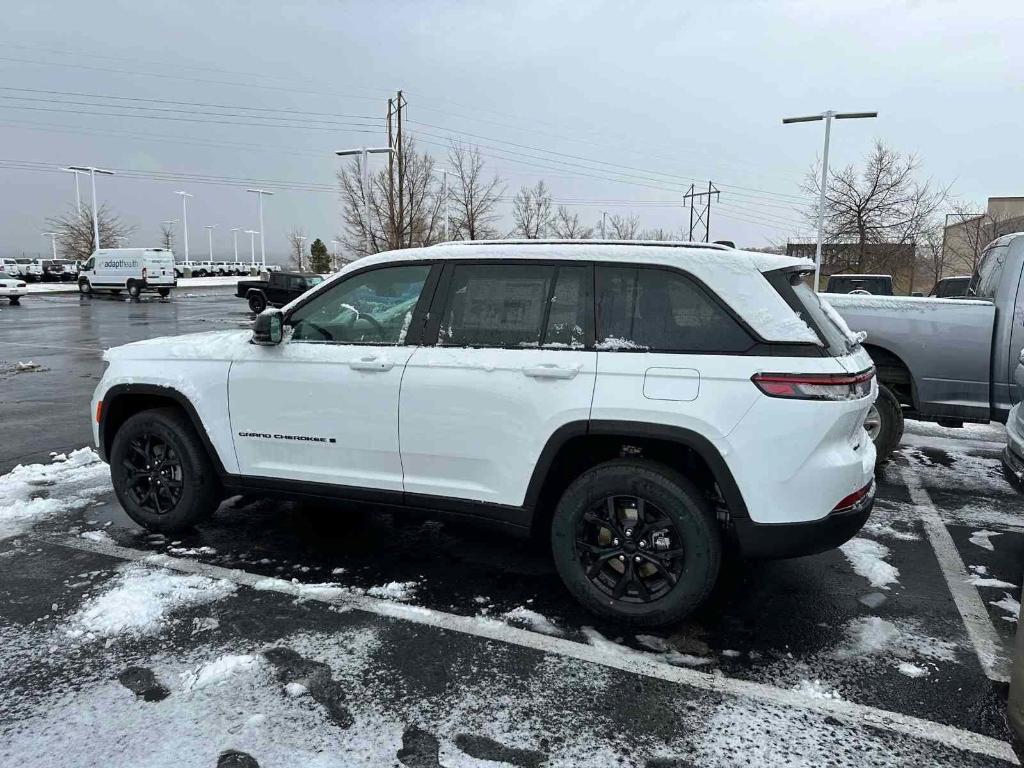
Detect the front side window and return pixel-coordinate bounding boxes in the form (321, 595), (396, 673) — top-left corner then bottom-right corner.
(84, 258), (95, 271)
(289, 264), (430, 345)
(439, 264), (554, 348)
(596, 266), (753, 352)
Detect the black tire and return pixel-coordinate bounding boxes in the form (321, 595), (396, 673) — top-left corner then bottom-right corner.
(551, 459), (721, 626)
(248, 291), (267, 314)
(157, 288), (171, 298)
(868, 384), (904, 462)
(78, 279), (92, 296)
(9, 297), (20, 305)
(127, 281), (142, 299)
(109, 407), (221, 533)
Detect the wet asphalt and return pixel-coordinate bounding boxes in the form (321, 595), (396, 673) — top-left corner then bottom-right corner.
(1, 290), (1022, 765)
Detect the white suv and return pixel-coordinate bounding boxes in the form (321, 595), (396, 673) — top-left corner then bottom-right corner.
(91, 241), (877, 625)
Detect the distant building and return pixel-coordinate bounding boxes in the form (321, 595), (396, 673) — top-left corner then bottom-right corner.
(785, 241), (917, 294)
(941, 196), (1024, 276)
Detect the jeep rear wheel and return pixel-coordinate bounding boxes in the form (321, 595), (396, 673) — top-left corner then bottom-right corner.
(110, 408), (221, 533)
(551, 459), (721, 626)
(248, 291), (267, 314)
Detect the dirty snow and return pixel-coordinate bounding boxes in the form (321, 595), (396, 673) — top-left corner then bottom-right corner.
(180, 654), (260, 691)
(837, 617), (956, 663)
(79, 529), (114, 545)
(839, 538), (900, 590)
(791, 678), (843, 701)
(67, 563), (237, 638)
(0, 448), (111, 540)
(991, 593), (1020, 623)
(500, 606), (564, 637)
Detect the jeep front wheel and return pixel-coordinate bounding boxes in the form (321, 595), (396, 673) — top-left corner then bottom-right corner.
(109, 408), (221, 533)
(551, 459), (721, 627)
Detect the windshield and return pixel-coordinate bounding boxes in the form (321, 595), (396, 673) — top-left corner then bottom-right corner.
(792, 279), (855, 354)
(308, 276), (324, 286)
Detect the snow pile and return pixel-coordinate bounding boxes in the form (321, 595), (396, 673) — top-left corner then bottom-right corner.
(897, 662), (929, 678)
(80, 530), (114, 545)
(791, 679), (843, 701)
(583, 626), (712, 668)
(365, 580), (418, 602)
(180, 654), (260, 691)
(969, 530), (1000, 551)
(16, 360), (40, 371)
(992, 594), (1020, 624)
(839, 538), (899, 590)
(67, 563), (237, 638)
(0, 448), (111, 540)
(500, 606), (565, 637)
(967, 574), (1017, 589)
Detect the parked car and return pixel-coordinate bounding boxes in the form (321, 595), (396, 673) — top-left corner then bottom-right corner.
(928, 275), (972, 298)
(236, 270), (323, 313)
(78, 247), (177, 298)
(828, 232), (1024, 461)
(25, 259), (66, 282)
(92, 240), (877, 626)
(0, 258), (26, 278)
(0, 275), (27, 304)
(825, 273), (894, 295)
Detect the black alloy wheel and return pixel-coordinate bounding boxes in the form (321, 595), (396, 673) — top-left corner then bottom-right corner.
(121, 433), (185, 516)
(576, 494), (684, 603)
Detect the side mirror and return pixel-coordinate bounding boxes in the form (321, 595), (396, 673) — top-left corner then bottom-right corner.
(252, 309), (284, 345)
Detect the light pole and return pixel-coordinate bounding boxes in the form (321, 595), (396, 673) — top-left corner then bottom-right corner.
(67, 165), (114, 252)
(783, 110), (878, 291)
(245, 230), (259, 267)
(246, 189), (274, 268)
(61, 167), (85, 217)
(41, 232), (58, 260)
(230, 227), (240, 261)
(204, 225), (217, 261)
(174, 191), (193, 264)
(335, 147), (393, 255)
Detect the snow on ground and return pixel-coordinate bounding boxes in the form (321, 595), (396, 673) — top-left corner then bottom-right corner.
(991, 594), (1020, 624)
(500, 606), (565, 637)
(791, 679), (843, 701)
(836, 616), (957, 665)
(966, 574), (1018, 589)
(180, 654), (261, 691)
(79, 529), (114, 545)
(839, 538), (900, 590)
(364, 580), (417, 602)
(969, 530), (1000, 551)
(251, 576), (417, 604)
(66, 562), (237, 639)
(582, 626), (712, 668)
(901, 447), (1015, 497)
(0, 448), (110, 540)
(896, 662), (929, 678)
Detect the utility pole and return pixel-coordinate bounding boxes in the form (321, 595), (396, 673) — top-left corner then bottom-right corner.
(246, 189), (274, 268)
(204, 225), (216, 260)
(683, 182), (720, 243)
(245, 230), (259, 267)
(395, 90), (405, 249)
(41, 232), (58, 260)
(230, 227), (240, 261)
(783, 109), (878, 291)
(61, 167), (85, 217)
(335, 147), (393, 256)
(174, 191), (193, 264)
(67, 165), (114, 252)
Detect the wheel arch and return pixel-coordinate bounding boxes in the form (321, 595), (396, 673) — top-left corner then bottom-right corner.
(525, 420), (748, 536)
(862, 342), (917, 410)
(99, 384), (227, 475)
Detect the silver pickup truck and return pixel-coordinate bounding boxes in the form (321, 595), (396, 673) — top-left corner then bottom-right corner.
(826, 231), (1024, 463)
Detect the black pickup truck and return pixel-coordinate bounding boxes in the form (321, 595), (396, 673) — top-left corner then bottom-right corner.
(236, 271), (324, 313)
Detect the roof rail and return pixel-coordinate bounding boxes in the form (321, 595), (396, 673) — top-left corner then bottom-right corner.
(433, 238), (732, 251)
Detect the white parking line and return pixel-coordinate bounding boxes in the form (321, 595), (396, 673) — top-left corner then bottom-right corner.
(50, 534), (1019, 765)
(900, 466), (1011, 683)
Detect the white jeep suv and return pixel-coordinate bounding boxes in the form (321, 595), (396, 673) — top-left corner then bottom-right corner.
(92, 241), (877, 625)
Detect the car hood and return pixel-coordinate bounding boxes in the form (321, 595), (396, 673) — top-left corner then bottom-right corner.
(103, 329), (252, 362)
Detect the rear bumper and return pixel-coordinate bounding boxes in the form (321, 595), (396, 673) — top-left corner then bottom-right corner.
(732, 480), (874, 559)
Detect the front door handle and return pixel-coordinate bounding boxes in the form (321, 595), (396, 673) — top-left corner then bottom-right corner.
(522, 364), (580, 380)
(349, 355), (395, 372)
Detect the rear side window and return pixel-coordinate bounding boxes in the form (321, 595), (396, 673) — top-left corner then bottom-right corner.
(595, 266), (753, 352)
(439, 264), (554, 348)
(969, 245), (1006, 299)
(543, 266), (589, 348)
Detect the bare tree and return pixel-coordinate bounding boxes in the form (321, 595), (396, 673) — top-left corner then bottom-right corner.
(45, 204), (135, 261)
(607, 214), (640, 240)
(448, 142), (504, 240)
(160, 223), (175, 252)
(802, 140), (947, 280)
(917, 221), (947, 290)
(287, 227), (307, 270)
(552, 205), (594, 239)
(512, 181), (553, 239)
(337, 134), (443, 257)
(942, 201), (1023, 275)
(638, 227), (675, 241)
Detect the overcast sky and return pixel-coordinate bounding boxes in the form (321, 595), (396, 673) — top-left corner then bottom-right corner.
(1, 0), (1021, 261)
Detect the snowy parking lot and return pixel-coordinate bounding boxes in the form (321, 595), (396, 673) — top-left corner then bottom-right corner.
(1, 291), (1022, 766)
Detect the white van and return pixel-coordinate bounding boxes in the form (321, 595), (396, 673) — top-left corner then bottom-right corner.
(78, 248), (177, 298)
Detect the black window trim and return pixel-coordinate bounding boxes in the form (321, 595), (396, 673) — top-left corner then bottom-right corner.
(282, 260), (442, 347)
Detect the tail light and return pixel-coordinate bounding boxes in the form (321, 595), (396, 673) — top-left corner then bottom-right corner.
(752, 367), (874, 401)
(832, 481), (873, 512)
(95, 401), (103, 424)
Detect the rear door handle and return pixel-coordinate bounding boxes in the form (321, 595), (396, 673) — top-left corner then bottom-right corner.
(349, 355), (395, 372)
(522, 364), (580, 380)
